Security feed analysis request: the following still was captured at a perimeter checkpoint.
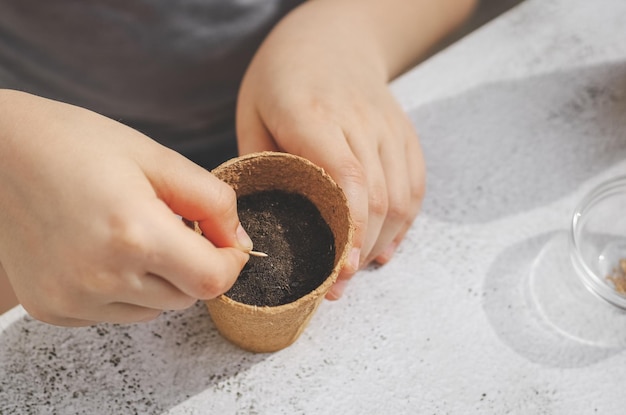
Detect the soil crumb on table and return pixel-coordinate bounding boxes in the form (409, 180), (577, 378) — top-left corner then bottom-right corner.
(226, 190), (335, 307)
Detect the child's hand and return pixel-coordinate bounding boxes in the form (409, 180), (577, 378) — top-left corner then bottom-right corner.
(0, 90), (251, 326)
(236, 0), (431, 299)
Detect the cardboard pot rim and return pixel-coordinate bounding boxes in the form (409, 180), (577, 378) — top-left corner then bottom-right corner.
(210, 151), (354, 313)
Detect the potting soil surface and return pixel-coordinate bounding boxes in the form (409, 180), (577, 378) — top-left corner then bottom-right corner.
(226, 190), (336, 306)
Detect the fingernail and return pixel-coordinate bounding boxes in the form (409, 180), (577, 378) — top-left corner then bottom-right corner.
(236, 224), (253, 251)
(377, 242), (398, 264)
(328, 279), (348, 300)
(349, 248), (361, 271)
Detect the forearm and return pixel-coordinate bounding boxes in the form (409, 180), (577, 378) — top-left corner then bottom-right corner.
(344, 0), (478, 78)
(295, 0), (477, 80)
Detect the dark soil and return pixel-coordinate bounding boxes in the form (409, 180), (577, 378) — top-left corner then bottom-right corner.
(226, 190), (335, 307)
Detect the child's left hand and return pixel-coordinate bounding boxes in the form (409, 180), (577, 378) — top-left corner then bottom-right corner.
(236, 0), (426, 300)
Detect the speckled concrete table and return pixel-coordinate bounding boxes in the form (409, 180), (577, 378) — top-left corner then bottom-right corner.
(3, 0), (626, 413)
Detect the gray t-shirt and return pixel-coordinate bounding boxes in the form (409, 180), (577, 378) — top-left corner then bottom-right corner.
(0, 0), (303, 168)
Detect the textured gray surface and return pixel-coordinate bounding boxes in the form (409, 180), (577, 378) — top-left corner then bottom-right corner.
(414, 62), (626, 223)
(3, 0), (626, 413)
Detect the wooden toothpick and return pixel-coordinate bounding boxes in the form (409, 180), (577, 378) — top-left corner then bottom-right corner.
(249, 250), (268, 257)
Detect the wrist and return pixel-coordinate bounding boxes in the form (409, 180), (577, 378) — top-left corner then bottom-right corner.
(297, 0), (477, 80)
(265, 1), (389, 82)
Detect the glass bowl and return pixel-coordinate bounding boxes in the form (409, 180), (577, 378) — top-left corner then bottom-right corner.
(528, 175), (626, 346)
(570, 175), (626, 309)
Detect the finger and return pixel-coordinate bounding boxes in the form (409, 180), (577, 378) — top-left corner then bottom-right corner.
(143, 202), (249, 300)
(20, 299), (98, 327)
(28, 315), (98, 328)
(342, 129), (390, 266)
(376, 119), (425, 264)
(84, 303), (163, 325)
(326, 126), (391, 300)
(326, 278), (349, 301)
(142, 146), (252, 250)
(364, 145), (408, 264)
(47, 297), (163, 325)
(115, 272), (198, 311)
(365, 117), (413, 263)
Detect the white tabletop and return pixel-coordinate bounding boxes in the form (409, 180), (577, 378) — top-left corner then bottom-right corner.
(3, 0), (626, 413)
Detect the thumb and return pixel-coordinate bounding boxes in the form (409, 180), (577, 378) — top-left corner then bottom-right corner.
(142, 147), (253, 251)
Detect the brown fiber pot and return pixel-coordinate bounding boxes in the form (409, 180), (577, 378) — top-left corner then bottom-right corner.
(206, 151), (353, 353)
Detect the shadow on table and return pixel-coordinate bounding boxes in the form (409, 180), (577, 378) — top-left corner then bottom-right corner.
(482, 231), (624, 368)
(410, 61), (626, 224)
(0, 301), (267, 414)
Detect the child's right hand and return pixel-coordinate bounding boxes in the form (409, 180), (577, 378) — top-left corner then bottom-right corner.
(0, 90), (251, 326)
